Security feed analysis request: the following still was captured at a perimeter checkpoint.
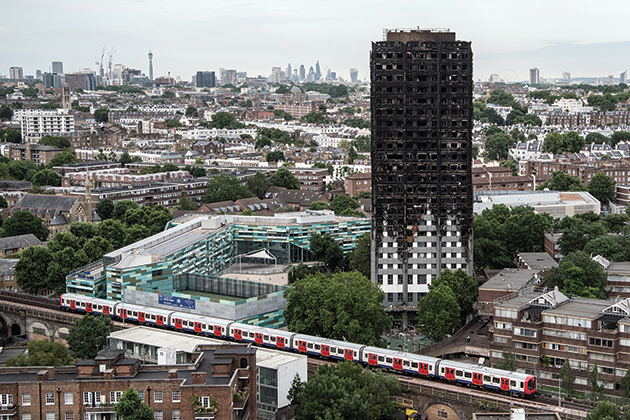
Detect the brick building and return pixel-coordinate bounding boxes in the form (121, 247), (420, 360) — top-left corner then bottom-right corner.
(272, 103), (317, 119)
(0, 344), (256, 420)
(490, 289), (630, 395)
(525, 158), (630, 188)
(8, 144), (64, 166)
(344, 172), (371, 197)
(285, 168), (327, 192)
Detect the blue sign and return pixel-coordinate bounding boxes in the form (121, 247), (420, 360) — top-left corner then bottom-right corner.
(158, 294), (196, 310)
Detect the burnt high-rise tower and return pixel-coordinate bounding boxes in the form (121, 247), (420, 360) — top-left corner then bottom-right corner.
(371, 28), (473, 307)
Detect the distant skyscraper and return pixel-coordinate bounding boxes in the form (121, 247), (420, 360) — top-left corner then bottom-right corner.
(286, 64), (292, 81)
(148, 50), (154, 81)
(36, 70), (42, 80)
(315, 61), (321, 80)
(237, 71), (247, 79)
(293, 69), (298, 80)
(489, 74), (499, 83)
(196, 71), (215, 87)
(562, 72), (570, 83)
(61, 84), (71, 110)
(9, 67), (23, 79)
(529, 68), (540, 85)
(371, 28), (473, 307)
(299, 65), (305, 80)
(349, 68), (359, 84)
(43, 73), (53, 88)
(224, 70), (238, 85)
(307, 66), (315, 82)
(52, 61), (63, 74)
(219, 68), (226, 82)
(621, 70), (627, 84)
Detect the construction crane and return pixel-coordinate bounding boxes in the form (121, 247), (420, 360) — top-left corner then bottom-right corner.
(107, 47), (115, 80)
(95, 46), (105, 78)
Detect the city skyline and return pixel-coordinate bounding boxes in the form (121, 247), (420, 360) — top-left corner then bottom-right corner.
(2, 0), (630, 83)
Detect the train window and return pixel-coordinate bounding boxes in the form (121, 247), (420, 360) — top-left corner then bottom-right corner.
(386, 358), (392, 364)
(354, 352), (357, 357)
(133, 311), (138, 316)
(314, 344), (320, 350)
(271, 336), (276, 342)
(493, 377), (500, 384)
(412, 362), (418, 368)
(520, 382), (524, 388)
(464, 372), (472, 378)
(456, 370), (463, 377)
(441, 367), (444, 373)
(330, 347), (336, 353)
(484, 375), (490, 382)
(403, 361), (410, 367)
(338, 349), (344, 354)
(429, 365), (432, 371)
(264, 335), (269, 341)
(250, 332), (255, 338)
(378, 356), (384, 362)
(510, 380), (516, 387)
(307, 343), (313, 349)
(152, 315), (156, 320)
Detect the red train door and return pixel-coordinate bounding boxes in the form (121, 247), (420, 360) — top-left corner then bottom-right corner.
(501, 378), (510, 391)
(214, 325), (222, 337)
(321, 345), (330, 357)
(70, 300), (76, 310)
(234, 328), (242, 340)
(393, 358), (403, 370)
(255, 333), (263, 344)
(276, 336), (285, 348)
(419, 363), (428, 376)
(103, 306), (109, 316)
(298, 340), (307, 352)
(193, 322), (201, 333)
(174, 318), (182, 329)
(156, 315), (163, 326)
(344, 348), (353, 361)
(121, 308), (127, 320)
(473, 373), (483, 386)
(86, 302), (93, 313)
(445, 368), (455, 380)
(138, 312), (145, 323)
(368, 353), (378, 366)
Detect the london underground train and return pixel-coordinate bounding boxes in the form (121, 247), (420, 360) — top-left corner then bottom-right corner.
(61, 293), (536, 396)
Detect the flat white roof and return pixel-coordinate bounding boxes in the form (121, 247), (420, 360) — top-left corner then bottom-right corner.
(256, 347), (306, 369)
(109, 326), (224, 353)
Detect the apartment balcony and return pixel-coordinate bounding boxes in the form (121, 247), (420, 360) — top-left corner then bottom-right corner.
(0, 404), (17, 416)
(233, 389), (249, 410)
(85, 403), (116, 414)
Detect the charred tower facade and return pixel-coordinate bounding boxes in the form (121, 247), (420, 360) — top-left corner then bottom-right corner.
(371, 29), (473, 307)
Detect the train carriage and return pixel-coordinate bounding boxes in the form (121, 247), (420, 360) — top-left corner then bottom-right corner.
(361, 347), (440, 377)
(61, 294), (117, 317)
(170, 313), (232, 338)
(292, 335), (365, 361)
(438, 360), (536, 395)
(114, 303), (174, 327)
(230, 324), (295, 349)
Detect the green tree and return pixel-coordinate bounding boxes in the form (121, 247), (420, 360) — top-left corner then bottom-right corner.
(203, 174), (253, 203)
(269, 168), (300, 189)
(2, 211), (49, 240)
(9, 160), (37, 181)
(537, 171), (586, 191)
(0, 105), (13, 121)
(6, 340), (72, 366)
(166, 119), (182, 128)
(308, 201), (330, 211)
(118, 150), (133, 167)
(95, 197), (115, 220)
(255, 137), (272, 149)
(494, 348), (517, 371)
(589, 362), (604, 396)
(610, 131), (630, 147)
(547, 251), (609, 299)
(47, 245), (88, 294)
(559, 359), (575, 395)
(208, 111), (245, 129)
(432, 269), (478, 318)
(265, 151), (286, 163)
(69, 222), (98, 244)
(93, 107), (109, 123)
(0, 195), (7, 208)
(621, 368), (630, 398)
(356, 191), (372, 199)
(500, 160), (518, 176)
(348, 145), (358, 164)
(39, 135), (71, 149)
(185, 105), (198, 117)
(583, 235), (630, 262)
(176, 196), (197, 211)
(83, 236), (114, 261)
(112, 200), (140, 220)
(288, 361), (402, 420)
(484, 132), (513, 161)
(97, 219), (128, 250)
(586, 401), (621, 420)
(31, 169), (62, 186)
(124, 225), (152, 246)
(416, 282), (460, 342)
(557, 219), (607, 254)
(48, 150), (79, 167)
(0, 128), (21, 143)
(309, 234), (345, 271)
(284, 271), (391, 346)
(588, 173), (616, 203)
(329, 194), (359, 215)
(67, 314), (114, 359)
(15, 246), (53, 293)
(585, 132), (608, 144)
(349, 233), (370, 278)
(114, 388), (154, 420)
(246, 172), (269, 199)
(300, 111), (326, 124)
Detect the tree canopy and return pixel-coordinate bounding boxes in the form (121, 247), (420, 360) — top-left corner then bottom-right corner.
(288, 362), (402, 420)
(284, 271), (392, 346)
(309, 234), (345, 271)
(431, 269), (478, 318)
(587, 172), (616, 203)
(349, 233), (370, 278)
(93, 107), (109, 123)
(484, 131), (513, 161)
(67, 314), (114, 359)
(269, 168), (300, 189)
(246, 172), (269, 199)
(416, 281), (460, 342)
(6, 339), (72, 366)
(329, 194), (360, 215)
(2, 211), (49, 241)
(546, 251), (609, 299)
(537, 170), (586, 192)
(203, 174), (253, 203)
(542, 131), (585, 154)
(114, 388), (154, 420)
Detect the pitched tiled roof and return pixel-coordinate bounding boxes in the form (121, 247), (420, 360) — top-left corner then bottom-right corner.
(12, 195), (79, 219)
(0, 234), (42, 251)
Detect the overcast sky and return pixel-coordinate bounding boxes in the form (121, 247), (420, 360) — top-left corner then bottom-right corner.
(2, 0), (630, 83)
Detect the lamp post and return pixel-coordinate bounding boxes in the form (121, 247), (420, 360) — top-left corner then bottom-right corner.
(558, 377), (562, 408)
(146, 386), (151, 406)
(56, 388), (61, 420)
